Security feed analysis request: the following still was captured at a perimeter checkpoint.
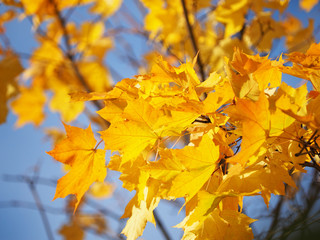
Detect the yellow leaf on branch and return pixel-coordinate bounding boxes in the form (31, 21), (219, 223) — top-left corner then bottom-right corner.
(145, 134), (220, 202)
(47, 123), (106, 211)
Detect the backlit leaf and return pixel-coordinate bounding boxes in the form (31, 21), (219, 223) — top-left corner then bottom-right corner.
(47, 123), (106, 211)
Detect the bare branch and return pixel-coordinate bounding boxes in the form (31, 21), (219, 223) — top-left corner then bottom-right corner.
(180, 0), (206, 82)
(29, 179), (55, 240)
(301, 161), (320, 172)
(154, 209), (173, 240)
(0, 200), (64, 215)
(48, 0), (106, 114)
(265, 196), (284, 240)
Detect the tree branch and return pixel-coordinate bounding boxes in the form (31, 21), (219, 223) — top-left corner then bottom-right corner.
(180, 0), (206, 82)
(301, 161), (320, 172)
(153, 209), (172, 240)
(85, 198), (122, 221)
(279, 169), (320, 239)
(28, 179), (55, 240)
(265, 196), (284, 240)
(0, 200), (64, 215)
(49, 0), (106, 113)
(2, 174), (122, 220)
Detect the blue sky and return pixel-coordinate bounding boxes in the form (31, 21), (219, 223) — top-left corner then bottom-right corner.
(1, 0), (320, 240)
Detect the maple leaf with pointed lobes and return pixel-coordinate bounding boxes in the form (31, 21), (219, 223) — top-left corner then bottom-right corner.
(47, 123), (106, 211)
(282, 93), (320, 129)
(145, 134), (220, 202)
(226, 93), (295, 166)
(121, 191), (160, 240)
(100, 98), (199, 165)
(282, 42), (320, 91)
(180, 208), (255, 240)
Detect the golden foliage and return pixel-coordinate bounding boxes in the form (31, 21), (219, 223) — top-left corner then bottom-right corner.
(1, 0), (320, 239)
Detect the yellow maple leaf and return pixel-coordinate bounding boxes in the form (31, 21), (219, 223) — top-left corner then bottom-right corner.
(217, 162), (295, 206)
(68, 21), (114, 63)
(138, 55), (200, 99)
(226, 48), (283, 101)
(226, 93), (295, 165)
(225, 56), (260, 101)
(97, 99), (127, 124)
(49, 86), (85, 122)
(145, 134), (220, 202)
(59, 220), (84, 240)
(284, 18), (314, 52)
(180, 208), (254, 240)
(20, 0), (92, 17)
(282, 93), (320, 129)
(214, 0), (250, 38)
(78, 61), (113, 92)
(11, 86), (46, 127)
(300, 0), (319, 11)
(108, 153), (150, 203)
(179, 190), (244, 228)
(230, 48), (283, 90)
(90, 0), (122, 18)
(244, 12), (284, 52)
(202, 81), (234, 114)
(121, 193), (160, 240)
(69, 91), (109, 102)
(69, 79), (138, 104)
(140, 0), (211, 50)
(100, 115), (159, 165)
(226, 93), (269, 165)
(100, 98), (198, 165)
(88, 181), (114, 199)
(20, 0), (54, 16)
(47, 123), (106, 211)
(273, 82), (308, 113)
(282, 42), (320, 91)
(195, 72), (221, 95)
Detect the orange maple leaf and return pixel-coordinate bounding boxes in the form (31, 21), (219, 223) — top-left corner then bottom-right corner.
(47, 123), (106, 211)
(282, 43), (320, 91)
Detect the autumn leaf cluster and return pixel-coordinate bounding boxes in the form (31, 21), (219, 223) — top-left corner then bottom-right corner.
(1, 0), (320, 239)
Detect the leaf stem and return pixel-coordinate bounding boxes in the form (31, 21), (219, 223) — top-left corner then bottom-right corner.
(94, 139), (104, 150)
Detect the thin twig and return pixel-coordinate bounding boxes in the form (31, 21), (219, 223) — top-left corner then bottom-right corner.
(85, 198), (122, 221)
(2, 174), (122, 220)
(296, 130), (318, 157)
(153, 209), (172, 240)
(180, 0), (206, 82)
(2, 174), (56, 186)
(265, 196), (284, 240)
(301, 161), (320, 172)
(48, 0), (106, 113)
(29, 179), (55, 240)
(279, 169), (320, 239)
(0, 200), (64, 215)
